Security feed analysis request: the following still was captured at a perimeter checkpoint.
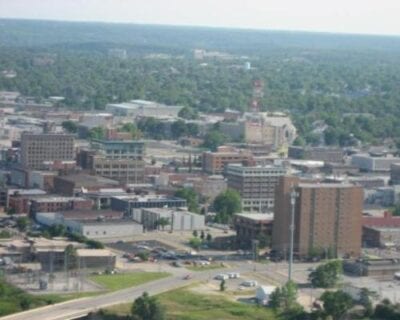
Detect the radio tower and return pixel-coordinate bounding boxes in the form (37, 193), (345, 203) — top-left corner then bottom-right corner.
(250, 80), (264, 113)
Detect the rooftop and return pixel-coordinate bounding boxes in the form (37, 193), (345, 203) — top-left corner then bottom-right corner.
(235, 213), (274, 221)
(56, 174), (120, 187)
(298, 182), (356, 189)
(76, 249), (116, 257)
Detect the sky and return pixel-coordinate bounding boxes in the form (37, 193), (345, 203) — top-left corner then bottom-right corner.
(0, 0), (400, 36)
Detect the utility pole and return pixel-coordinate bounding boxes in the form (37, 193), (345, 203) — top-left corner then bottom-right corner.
(288, 187), (298, 282)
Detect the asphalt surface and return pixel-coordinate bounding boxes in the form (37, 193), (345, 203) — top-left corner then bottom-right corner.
(1, 263), (256, 320)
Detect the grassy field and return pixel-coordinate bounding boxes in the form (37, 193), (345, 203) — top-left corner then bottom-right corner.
(0, 279), (75, 317)
(89, 272), (170, 291)
(105, 288), (279, 320)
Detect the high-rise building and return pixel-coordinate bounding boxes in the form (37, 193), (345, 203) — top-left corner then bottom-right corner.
(88, 139), (145, 184)
(20, 133), (74, 170)
(272, 176), (363, 258)
(226, 163), (286, 212)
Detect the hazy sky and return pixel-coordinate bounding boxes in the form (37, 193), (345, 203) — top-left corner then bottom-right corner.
(1, 0), (400, 36)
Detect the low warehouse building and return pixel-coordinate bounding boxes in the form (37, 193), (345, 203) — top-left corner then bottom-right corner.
(139, 208), (205, 231)
(76, 249), (116, 270)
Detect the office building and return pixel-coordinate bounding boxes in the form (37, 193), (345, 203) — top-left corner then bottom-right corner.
(288, 146), (344, 163)
(202, 146), (254, 174)
(272, 176), (363, 258)
(227, 163), (286, 212)
(390, 163), (400, 185)
(20, 133), (74, 170)
(234, 213), (273, 249)
(82, 139), (145, 184)
(53, 173), (120, 196)
(351, 153), (400, 172)
(220, 112), (297, 150)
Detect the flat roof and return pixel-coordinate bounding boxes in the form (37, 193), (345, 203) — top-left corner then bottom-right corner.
(235, 213), (274, 221)
(76, 249), (115, 257)
(34, 196), (88, 203)
(78, 219), (140, 226)
(298, 183), (356, 188)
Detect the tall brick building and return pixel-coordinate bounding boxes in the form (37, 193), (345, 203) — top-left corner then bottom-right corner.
(272, 176), (363, 258)
(20, 133), (74, 170)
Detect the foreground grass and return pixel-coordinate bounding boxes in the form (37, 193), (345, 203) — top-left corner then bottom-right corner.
(105, 288), (279, 320)
(0, 279), (69, 317)
(89, 272), (170, 291)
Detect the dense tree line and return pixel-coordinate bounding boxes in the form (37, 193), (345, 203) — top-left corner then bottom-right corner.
(2, 20), (400, 145)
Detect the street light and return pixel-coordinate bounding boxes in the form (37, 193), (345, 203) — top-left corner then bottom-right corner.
(288, 187), (298, 282)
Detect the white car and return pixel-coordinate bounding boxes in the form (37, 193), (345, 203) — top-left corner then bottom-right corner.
(228, 272), (240, 279)
(214, 273), (229, 280)
(241, 280), (258, 287)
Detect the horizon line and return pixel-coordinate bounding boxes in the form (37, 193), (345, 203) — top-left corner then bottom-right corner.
(1, 16), (400, 39)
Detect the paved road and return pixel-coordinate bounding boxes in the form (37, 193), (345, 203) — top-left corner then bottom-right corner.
(1, 263), (256, 320)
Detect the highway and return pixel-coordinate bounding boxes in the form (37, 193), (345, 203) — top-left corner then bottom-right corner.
(1, 263), (257, 320)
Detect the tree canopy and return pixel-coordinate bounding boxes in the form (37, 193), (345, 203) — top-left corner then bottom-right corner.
(213, 189), (242, 223)
(131, 292), (165, 320)
(309, 260), (343, 288)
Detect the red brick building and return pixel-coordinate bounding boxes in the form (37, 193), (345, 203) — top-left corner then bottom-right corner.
(272, 176), (363, 258)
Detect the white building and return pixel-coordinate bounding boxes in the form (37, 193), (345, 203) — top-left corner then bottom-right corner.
(256, 286), (276, 305)
(351, 154), (400, 172)
(36, 212), (143, 239)
(138, 208), (205, 231)
(106, 100), (183, 118)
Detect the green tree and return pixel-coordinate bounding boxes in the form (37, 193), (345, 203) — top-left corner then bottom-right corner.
(359, 288), (378, 317)
(202, 130), (227, 151)
(178, 106), (198, 120)
(309, 260), (343, 288)
(16, 217), (29, 232)
(320, 290), (354, 320)
(192, 230), (198, 237)
(171, 120), (188, 139)
(257, 234), (271, 249)
(88, 126), (105, 140)
(189, 237), (201, 250)
(156, 217), (170, 231)
(175, 188), (199, 213)
(47, 224), (66, 237)
(374, 299), (400, 320)
(137, 251), (149, 261)
(220, 279), (226, 292)
(206, 233), (212, 242)
(131, 292), (165, 320)
(121, 123), (141, 139)
(269, 281), (299, 311)
(213, 189), (242, 223)
(64, 245), (77, 270)
(200, 230), (205, 241)
(61, 120), (77, 133)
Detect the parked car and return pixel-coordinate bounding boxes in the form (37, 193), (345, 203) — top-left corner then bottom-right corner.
(241, 280), (258, 287)
(228, 272), (240, 279)
(214, 273), (229, 280)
